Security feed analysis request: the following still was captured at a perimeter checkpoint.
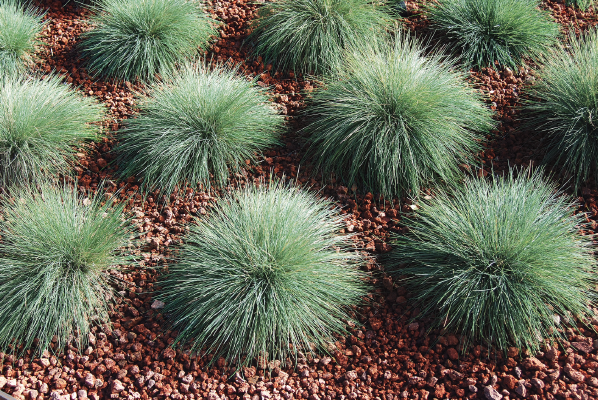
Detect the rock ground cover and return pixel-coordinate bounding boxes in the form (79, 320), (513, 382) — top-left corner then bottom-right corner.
(2, 1), (598, 400)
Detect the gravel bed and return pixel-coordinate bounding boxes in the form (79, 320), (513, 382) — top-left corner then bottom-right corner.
(2, 1), (598, 400)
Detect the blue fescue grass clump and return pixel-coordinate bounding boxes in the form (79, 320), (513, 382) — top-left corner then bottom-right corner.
(79, 0), (218, 82)
(527, 29), (598, 190)
(0, 75), (104, 188)
(115, 63), (283, 194)
(385, 169), (597, 353)
(305, 33), (493, 199)
(249, 0), (390, 75)
(0, 0), (45, 75)
(429, 0), (560, 69)
(158, 181), (368, 367)
(0, 182), (134, 356)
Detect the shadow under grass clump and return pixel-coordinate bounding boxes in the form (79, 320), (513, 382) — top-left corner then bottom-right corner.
(79, 0), (218, 83)
(0, 0), (45, 75)
(249, 0), (391, 75)
(0, 75), (104, 189)
(0, 182), (134, 356)
(429, 0), (560, 69)
(158, 180), (368, 368)
(384, 168), (597, 354)
(115, 63), (283, 195)
(527, 28), (598, 191)
(304, 32), (493, 199)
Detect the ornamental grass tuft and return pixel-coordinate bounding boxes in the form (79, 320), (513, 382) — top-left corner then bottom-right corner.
(527, 28), (598, 190)
(158, 181), (368, 367)
(385, 169), (597, 353)
(249, 0), (390, 75)
(0, 0), (45, 75)
(0, 75), (104, 188)
(305, 33), (493, 199)
(115, 63), (283, 194)
(79, 0), (217, 82)
(429, 0), (559, 69)
(0, 182), (133, 356)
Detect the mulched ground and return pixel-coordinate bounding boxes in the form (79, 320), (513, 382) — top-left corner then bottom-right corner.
(3, 0), (598, 400)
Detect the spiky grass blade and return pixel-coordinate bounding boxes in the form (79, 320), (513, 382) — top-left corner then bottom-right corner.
(527, 29), (598, 190)
(0, 182), (134, 356)
(429, 0), (559, 69)
(305, 33), (493, 198)
(115, 63), (283, 194)
(385, 169), (597, 353)
(0, 75), (105, 188)
(79, 0), (218, 82)
(249, 0), (390, 75)
(0, 0), (45, 75)
(159, 181), (368, 367)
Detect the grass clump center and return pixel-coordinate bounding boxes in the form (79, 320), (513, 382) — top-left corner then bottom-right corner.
(249, 0), (390, 75)
(0, 182), (133, 355)
(385, 169), (597, 353)
(305, 33), (493, 198)
(116, 63), (283, 194)
(79, 0), (217, 82)
(429, 0), (559, 68)
(158, 181), (368, 366)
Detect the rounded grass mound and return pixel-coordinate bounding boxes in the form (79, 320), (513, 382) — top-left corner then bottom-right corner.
(79, 0), (217, 82)
(528, 29), (598, 190)
(115, 64), (283, 194)
(385, 169), (597, 353)
(429, 0), (559, 69)
(0, 75), (104, 188)
(249, 0), (390, 75)
(0, 0), (45, 75)
(305, 33), (493, 199)
(159, 181), (368, 366)
(0, 182), (133, 355)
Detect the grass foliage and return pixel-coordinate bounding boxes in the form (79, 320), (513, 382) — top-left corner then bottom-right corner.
(385, 169), (597, 353)
(386, 0), (408, 17)
(0, 0), (45, 75)
(0, 182), (133, 355)
(429, 0), (559, 68)
(0, 75), (104, 188)
(159, 181), (367, 366)
(528, 29), (598, 189)
(305, 33), (493, 198)
(249, 0), (390, 75)
(79, 0), (217, 82)
(115, 63), (282, 194)
(567, 0), (596, 10)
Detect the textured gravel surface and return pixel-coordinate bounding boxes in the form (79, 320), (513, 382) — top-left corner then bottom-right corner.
(2, 1), (598, 400)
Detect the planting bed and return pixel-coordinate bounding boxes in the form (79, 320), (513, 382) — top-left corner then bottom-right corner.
(3, 1), (598, 400)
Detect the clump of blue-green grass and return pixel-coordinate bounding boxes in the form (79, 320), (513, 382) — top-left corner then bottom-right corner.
(79, 0), (218, 82)
(385, 169), (597, 354)
(158, 181), (368, 367)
